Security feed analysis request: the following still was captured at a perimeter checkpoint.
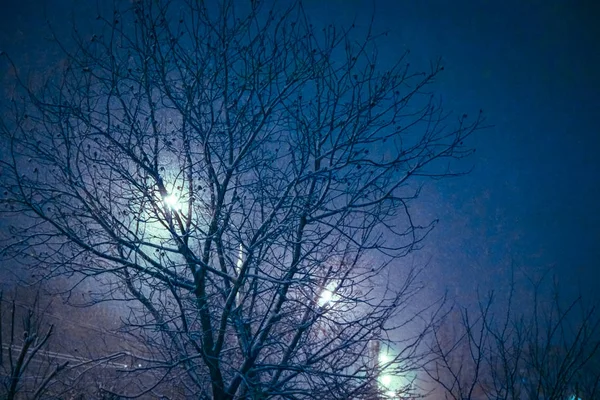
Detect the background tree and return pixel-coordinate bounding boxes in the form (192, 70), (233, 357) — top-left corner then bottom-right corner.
(426, 276), (600, 400)
(424, 302), (491, 399)
(0, 0), (482, 398)
(0, 289), (68, 400)
(0, 285), (131, 399)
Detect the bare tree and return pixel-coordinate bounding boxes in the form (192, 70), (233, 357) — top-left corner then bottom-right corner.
(0, 0), (482, 398)
(426, 277), (600, 400)
(424, 303), (490, 400)
(0, 289), (68, 400)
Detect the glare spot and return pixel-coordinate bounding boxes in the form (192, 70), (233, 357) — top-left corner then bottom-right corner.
(318, 281), (339, 307)
(379, 352), (393, 365)
(163, 193), (181, 210)
(319, 289), (333, 306)
(380, 374), (393, 386)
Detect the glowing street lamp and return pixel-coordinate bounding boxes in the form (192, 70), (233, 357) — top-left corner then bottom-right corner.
(318, 281), (339, 307)
(379, 374), (393, 387)
(377, 348), (414, 399)
(379, 351), (393, 365)
(163, 193), (181, 211)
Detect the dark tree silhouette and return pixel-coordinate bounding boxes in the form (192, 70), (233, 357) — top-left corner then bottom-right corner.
(0, 0), (481, 398)
(426, 276), (600, 400)
(0, 290), (68, 400)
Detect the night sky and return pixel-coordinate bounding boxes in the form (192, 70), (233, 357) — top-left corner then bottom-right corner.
(1, 0), (599, 304)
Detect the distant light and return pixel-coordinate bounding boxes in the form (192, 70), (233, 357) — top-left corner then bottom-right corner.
(318, 281), (339, 307)
(236, 243), (243, 273)
(318, 289), (333, 306)
(138, 363), (142, 368)
(380, 374), (393, 386)
(163, 193), (181, 210)
(379, 352), (393, 365)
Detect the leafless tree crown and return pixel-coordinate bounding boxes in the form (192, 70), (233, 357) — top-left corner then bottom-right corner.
(426, 278), (600, 400)
(0, 0), (482, 398)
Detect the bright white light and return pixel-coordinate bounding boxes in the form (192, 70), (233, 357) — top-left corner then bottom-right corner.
(236, 243), (243, 274)
(377, 349), (405, 396)
(318, 281), (339, 307)
(380, 374), (393, 387)
(163, 193), (181, 210)
(318, 289), (333, 306)
(379, 352), (393, 365)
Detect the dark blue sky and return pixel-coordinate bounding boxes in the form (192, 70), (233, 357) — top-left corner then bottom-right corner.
(402, 0), (600, 301)
(382, 0), (600, 300)
(2, 0), (599, 302)
(299, 0), (600, 302)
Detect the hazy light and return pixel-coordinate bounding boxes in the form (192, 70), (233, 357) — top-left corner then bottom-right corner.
(236, 243), (243, 273)
(380, 374), (393, 386)
(379, 352), (393, 365)
(378, 348), (407, 398)
(318, 281), (339, 307)
(163, 193), (181, 210)
(318, 289), (333, 306)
